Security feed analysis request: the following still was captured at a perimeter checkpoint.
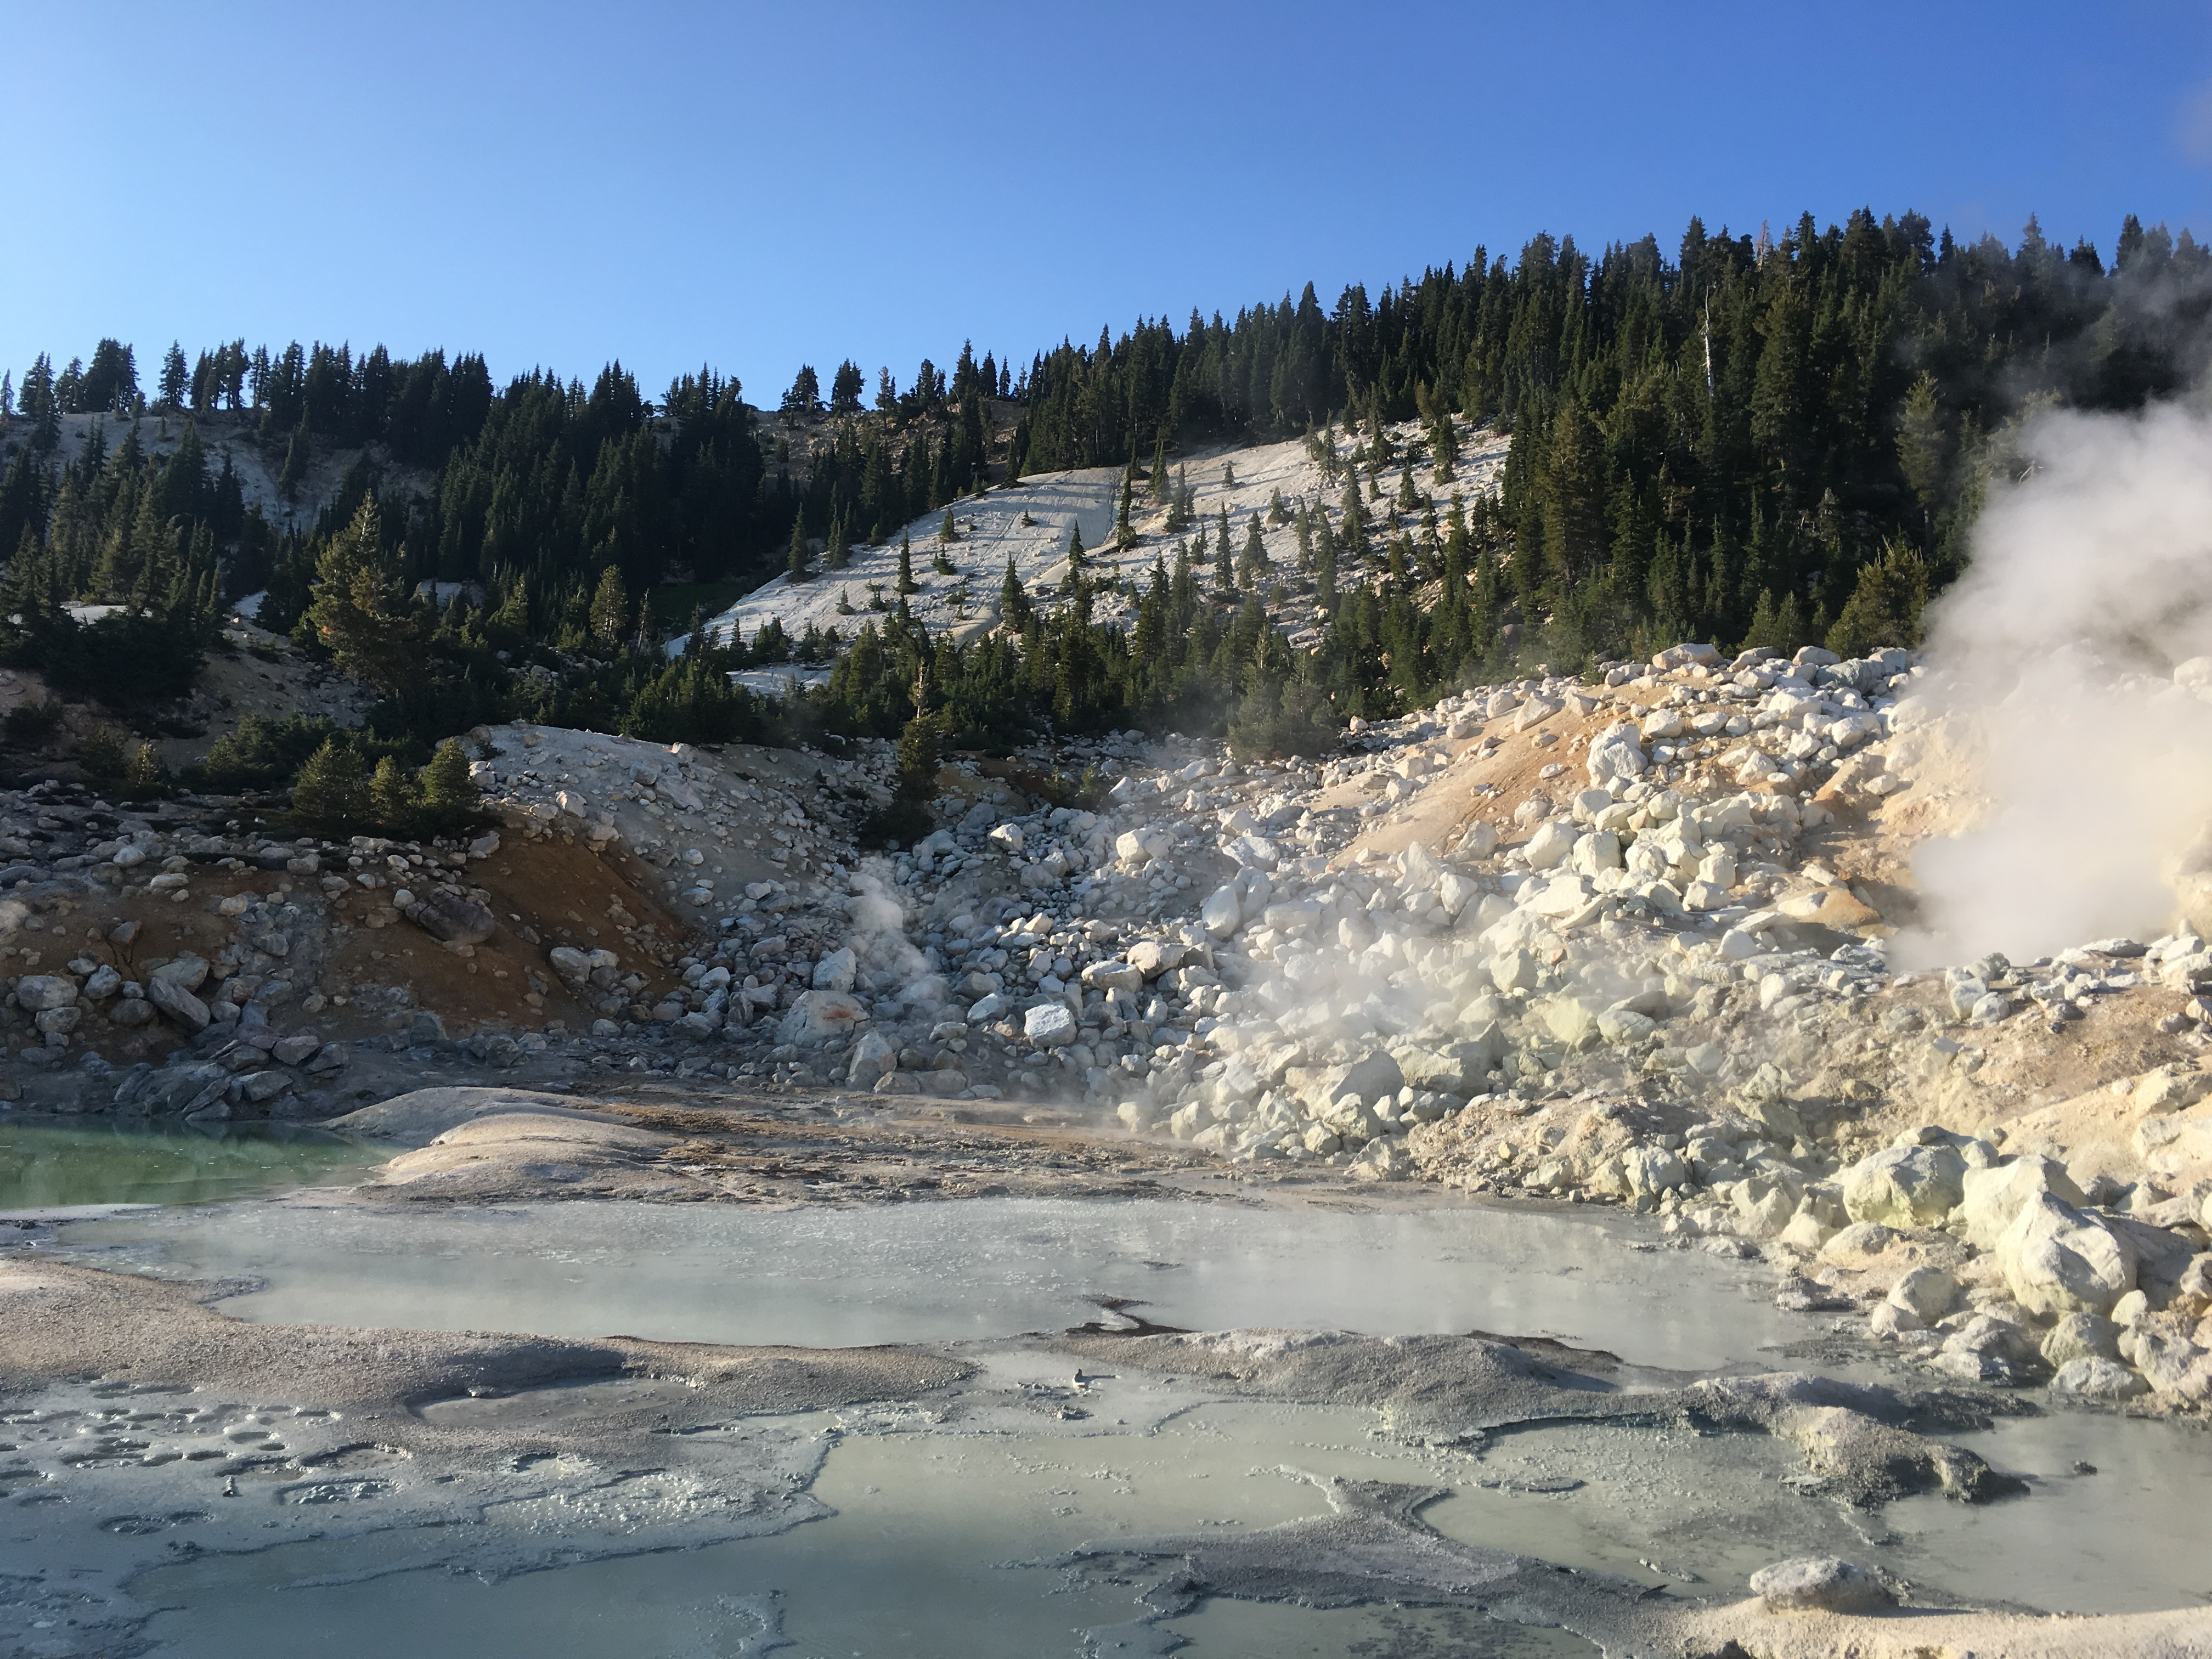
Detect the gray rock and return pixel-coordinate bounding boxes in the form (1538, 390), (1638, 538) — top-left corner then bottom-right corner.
(966, 992), (1009, 1024)
(1080, 960), (1145, 993)
(1393, 1035), (1500, 1095)
(811, 947), (857, 992)
(777, 990), (867, 1045)
(14, 974), (78, 1012)
(80, 965), (122, 1001)
(1024, 1003), (1077, 1047)
(107, 997), (154, 1028)
(1124, 942), (1194, 982)
(236, 1069), (295, 1104)
(304, 1042), (350, 1074)
(1298, 1051), (1404, 1116)
(272, 1034), (322, 1065)
(548, 945), (592, 985)
(151, 954), (211, 992)
(847, 1033), (896, 1085)
(145, 974), (212, 1032)
(405, 891), (496, 946)
(1748, 1558), (1892, 1615)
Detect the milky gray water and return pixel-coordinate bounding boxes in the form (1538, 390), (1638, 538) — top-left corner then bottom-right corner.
(49, 1193), (1797, 1368)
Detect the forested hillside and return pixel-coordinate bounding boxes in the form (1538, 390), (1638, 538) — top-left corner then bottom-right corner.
(3, 208), (2207, 776)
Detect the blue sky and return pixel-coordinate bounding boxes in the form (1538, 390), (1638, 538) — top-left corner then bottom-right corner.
(5, 1), (2209, 405)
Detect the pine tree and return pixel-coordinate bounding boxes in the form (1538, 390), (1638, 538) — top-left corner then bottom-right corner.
(1148, 435), (1169, 500)
(304, 499), (417, 696)
(1238, 514), (1269, 589)
(125, 742), (163, 795)
(786, 514), (813, 582)
(1000, 554), (1031, 629)
(1221, 459), (1235, 490)
(420, 738), (478, 833)
(590, 564), (629, 645)
(158, 343), (187, 409)
(1114, 473), (1134, 549)
(290, 737), (370, 832)
(897, 532), (917, 595)
(370, 754), (420, 830)
(938, 507), (957, 544)
(826, 509), (850, 571)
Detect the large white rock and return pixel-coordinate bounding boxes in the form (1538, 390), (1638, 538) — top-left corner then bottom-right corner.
(1296, 1052), (1404, 1117)
(1522, 820), (1578, 871)
(1392, 1034), (1501, 1094)
(1957, 1156), (2085, 1249)
(989, 822), (1025, 853)
(811, 947), (857, 992)
(776, 990), (867, 1045)
(1200, 884), (1244, 939)
(1080, 960), (1145, 992)
(1621, 1144), (1688, 1195)
(1996, 1190), (2139, 1317)
(1838, 1145), (1966, 1227)
(2050, 1356), (2149, 1400)
(1023, 1003), (1077, 1047)
(1126, 939), (1189, 979)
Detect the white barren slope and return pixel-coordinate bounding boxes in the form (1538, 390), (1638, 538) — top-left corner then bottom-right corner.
(682, 421), (1511, 667)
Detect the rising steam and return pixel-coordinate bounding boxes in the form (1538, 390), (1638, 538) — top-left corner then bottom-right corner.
(1893, 399), (2212, 968)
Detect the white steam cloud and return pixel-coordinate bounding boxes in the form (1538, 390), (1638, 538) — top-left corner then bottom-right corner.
(1895, 400), (2212, 968)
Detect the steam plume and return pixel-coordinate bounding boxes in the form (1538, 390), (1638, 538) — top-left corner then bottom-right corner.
(1894, 400), (2212, 967)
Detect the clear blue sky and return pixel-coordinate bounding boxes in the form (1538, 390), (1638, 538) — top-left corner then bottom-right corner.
(5, 1), (2209, 405)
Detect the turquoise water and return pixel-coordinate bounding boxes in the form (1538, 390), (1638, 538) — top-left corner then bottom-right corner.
(0, 1115), (381, 1210)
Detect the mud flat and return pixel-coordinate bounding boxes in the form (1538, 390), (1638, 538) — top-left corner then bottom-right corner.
(7, 1142), (2212, 1658)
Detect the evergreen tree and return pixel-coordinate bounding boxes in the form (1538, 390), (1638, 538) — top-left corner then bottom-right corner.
(370, 754), (420, 829)
(939, 507), (957, 544)
(589, 564), (629, 646)
(1148, 435), (1169, 500)
(1000, 554), (1031, 629)
(897, 532), (917, 595)
(419, 738), (478, 833)
(786, 514), (813, 582)
(158, 343), (187, 409)
(290, 737), (371, 832)
(1237, 514), (1269, 588)
(304, 499), (416, 696)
